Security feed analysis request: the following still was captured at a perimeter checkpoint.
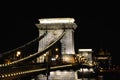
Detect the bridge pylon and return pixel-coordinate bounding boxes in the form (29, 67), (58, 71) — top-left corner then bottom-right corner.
(35, 18), (77, 63)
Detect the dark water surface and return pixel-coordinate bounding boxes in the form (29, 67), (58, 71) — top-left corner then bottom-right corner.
(18, 71), (120, 80)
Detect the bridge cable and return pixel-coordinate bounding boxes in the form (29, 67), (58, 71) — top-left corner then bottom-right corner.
(0, 32), (47, 59)
(0, 31), (65, 67)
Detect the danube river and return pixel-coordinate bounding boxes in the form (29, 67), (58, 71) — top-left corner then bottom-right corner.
(18, 68), (120, 80)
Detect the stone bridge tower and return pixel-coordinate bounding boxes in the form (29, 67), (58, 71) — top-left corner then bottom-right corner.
(35, 18), (77, 63)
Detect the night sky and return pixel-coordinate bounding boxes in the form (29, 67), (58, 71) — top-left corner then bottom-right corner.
(0, 16), (119, 65)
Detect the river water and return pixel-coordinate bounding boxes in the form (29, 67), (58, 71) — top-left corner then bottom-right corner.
(19, 68), (120, 80)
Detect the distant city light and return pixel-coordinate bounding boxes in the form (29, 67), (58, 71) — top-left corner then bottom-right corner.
(39, 18), (75, 24)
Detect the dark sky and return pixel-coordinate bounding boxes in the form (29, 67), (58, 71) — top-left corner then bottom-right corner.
(0, 16), (119, 64)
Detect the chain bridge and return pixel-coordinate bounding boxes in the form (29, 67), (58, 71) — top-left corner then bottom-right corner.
(0, 18), (94, 80)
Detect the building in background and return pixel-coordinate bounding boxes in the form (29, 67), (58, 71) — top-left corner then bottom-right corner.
(77, 49), (93, 65)
(94, 48), (112, 69)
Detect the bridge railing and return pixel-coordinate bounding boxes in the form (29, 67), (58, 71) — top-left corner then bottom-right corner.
(0, 62), (81, 79)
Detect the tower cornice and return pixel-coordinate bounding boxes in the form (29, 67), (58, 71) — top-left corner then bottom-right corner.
(35, 23), (77, 30)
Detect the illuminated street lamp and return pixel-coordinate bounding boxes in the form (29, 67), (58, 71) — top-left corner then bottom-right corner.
(16, 51), (21, 57)
(55, 48), (58, 51)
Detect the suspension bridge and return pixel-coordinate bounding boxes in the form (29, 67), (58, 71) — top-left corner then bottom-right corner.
(0, 18), (94, 80)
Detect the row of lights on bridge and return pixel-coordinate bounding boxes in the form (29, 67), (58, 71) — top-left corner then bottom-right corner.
(0, 51), (21, 67)
(0, 48), (59, 67)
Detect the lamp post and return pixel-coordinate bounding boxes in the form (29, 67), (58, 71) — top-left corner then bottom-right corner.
(46, 51), (51, 80)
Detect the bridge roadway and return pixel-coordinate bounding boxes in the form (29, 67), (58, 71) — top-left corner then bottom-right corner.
(0, 62), (93, 80)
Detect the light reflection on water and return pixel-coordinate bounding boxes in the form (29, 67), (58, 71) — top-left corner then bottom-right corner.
(30, 74), (103, 80)
(30, 73), (120, 80)
(29, 68), (104, 80)
(22, 69), (120, 80)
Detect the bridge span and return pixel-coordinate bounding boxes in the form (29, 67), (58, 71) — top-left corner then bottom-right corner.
(0, 18), (95, 80)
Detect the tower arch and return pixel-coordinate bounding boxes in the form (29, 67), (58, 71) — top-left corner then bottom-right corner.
(35, 18), (77, 63)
